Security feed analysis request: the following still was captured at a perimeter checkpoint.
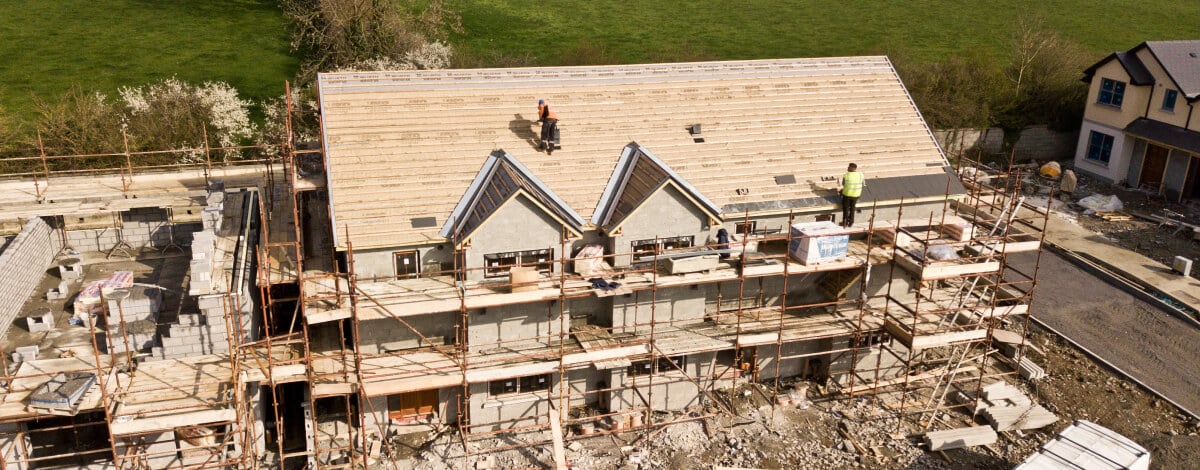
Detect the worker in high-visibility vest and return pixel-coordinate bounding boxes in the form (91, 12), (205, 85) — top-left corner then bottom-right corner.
(840, 163), (865, 227)
(537, 99), (559, 155)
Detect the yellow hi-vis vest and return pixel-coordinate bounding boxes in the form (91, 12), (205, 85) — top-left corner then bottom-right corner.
(842, 171), (864, 198)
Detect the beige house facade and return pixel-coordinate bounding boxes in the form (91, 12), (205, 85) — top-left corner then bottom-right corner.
(1074, 40), (1200, 201)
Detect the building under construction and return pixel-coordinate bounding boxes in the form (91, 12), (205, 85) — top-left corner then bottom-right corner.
(0, 57), (1048, 469)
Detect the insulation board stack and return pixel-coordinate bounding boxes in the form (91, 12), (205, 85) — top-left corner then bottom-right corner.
(73, 271), (134, 319)
(789, 221), (849, 265)
(942, 221), (975, 242)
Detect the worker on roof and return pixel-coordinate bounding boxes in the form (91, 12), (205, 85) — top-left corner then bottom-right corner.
(840, 163), (865, 227)
(537, 99), (559, 155)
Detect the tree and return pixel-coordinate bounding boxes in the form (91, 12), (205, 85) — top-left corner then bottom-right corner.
(281, 0), (461, 81)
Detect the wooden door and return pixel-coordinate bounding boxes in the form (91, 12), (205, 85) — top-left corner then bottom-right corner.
(1140, 144), (1170, 190)
(394, 250), (420, 278)
(388, 389), (439, 420)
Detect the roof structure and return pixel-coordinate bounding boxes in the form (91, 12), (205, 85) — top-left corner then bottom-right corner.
(592, 142), (721, 231)
(1125, 117), (1200, 154)
(317, 57), (950, 249)
(1083, 41), (1200, 100)
(1143, 40), (1200, 100)
(1083, 51), (1155, 86)
(440, 150), (584, 243)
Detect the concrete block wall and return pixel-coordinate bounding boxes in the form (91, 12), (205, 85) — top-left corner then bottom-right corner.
(358, 313), (456, 355)
(64, 221), (200, 253)
(0, 217), (60, 341)
(159, 295), (233, 360)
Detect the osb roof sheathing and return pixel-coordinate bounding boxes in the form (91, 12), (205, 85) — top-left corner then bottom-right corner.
(317, 57), (948, 249)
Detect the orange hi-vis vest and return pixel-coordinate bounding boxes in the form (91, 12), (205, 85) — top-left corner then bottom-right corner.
(841, 171), (864, 198)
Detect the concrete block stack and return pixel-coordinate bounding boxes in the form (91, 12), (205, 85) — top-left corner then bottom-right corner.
(104, 287), (163, 356)
(189, 182), (226, 296)
(0, 217), (61, 341)
(105, 287), (162, 322)
(11, 345), (39, 363)
(25, 309), (55, 333)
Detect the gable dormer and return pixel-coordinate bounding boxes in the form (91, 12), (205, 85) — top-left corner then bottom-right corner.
(442, 150), (584, 280)
(594, 143), (722, 266)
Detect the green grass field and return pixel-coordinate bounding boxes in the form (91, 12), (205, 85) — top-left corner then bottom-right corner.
(2, 0), (1197, 125)
(0, 0), (296, 121)
(448, 0), (1200, 65)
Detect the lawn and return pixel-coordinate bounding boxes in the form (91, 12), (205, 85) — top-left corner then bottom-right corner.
(0, 0), (296, 121)
(448, 0), (1200, 65)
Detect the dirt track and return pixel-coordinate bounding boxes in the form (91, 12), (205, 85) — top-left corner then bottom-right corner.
(1009, 251), (1200, 415)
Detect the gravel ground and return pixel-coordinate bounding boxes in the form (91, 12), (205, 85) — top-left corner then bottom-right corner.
(1008, 250), (1200, 416)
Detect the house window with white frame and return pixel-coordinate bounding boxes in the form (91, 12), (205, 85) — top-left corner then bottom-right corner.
(628, 356), (687, 377)
(488, 374), (550, 397)
(1163, 89), (1178, 112)
(1097, 78), (1125, 107)
(483, 248), (554, 278)
(1086, 131), (1115, 164)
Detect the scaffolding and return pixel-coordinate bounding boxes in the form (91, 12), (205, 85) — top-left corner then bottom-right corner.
(0, 95), (1052, 470)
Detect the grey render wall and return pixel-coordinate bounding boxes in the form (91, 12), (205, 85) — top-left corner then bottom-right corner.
(610, 351), (716, 412)
(0, 217), (59, 341)
(464, 194), (568, 282)
(610, 185), (711, 267)
(612, 285), (705, 334)
(705, 275), (823, 316)
(754, 338), (830, 380)
(467, 302), (562, 352)
(469, 376), (556, 432)
(357, 313), (457, 355)
(352, 243), (454, 281)
(829, 336), (906, 387)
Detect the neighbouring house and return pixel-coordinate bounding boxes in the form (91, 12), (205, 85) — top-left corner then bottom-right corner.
(1074, 40), (1200, 201)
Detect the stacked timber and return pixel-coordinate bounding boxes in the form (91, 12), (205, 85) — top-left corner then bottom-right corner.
(924, 426), (997, 451)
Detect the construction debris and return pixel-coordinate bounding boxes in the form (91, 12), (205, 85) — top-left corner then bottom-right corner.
(923, 425), (998, 451)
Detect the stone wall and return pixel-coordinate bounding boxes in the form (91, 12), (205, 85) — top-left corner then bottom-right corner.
(0, 217), (60, 341)
(933, 126), (1079, 162)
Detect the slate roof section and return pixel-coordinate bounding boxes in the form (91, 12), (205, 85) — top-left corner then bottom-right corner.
(317, 57), (950, 249)
(1124, 117), (1200, 154)
(1143, 40), (1200, 100)
(593, 143), (721, 230)
(1083, 51), (1154, 86)
(440, 150), (585, 243)
(722, 169), (965, 214)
